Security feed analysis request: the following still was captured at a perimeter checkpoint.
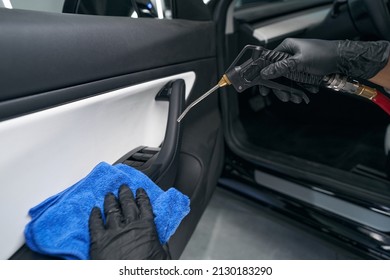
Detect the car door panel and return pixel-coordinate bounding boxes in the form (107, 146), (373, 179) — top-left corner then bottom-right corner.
(0, 8), (216, 121)
(1, 72), (194, 259)
(0, 6), (222, 259)
(0, 8), (215, 101)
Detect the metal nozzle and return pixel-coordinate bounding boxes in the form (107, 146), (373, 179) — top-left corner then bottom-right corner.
(218, 74), (231, 88)
(176, 75), (231, 123)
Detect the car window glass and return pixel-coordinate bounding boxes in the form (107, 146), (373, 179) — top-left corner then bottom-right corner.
(75, 0), (172, 19)
(235, 0), (315, 9)
(1, 0), (64, 13)
(0, 0), (173, 19)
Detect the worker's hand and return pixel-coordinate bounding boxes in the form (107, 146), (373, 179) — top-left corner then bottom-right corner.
(89, 185), (170, 260)
(258, 38), (389, 103)
(258, 85), (312, 104)
(258, 39), (337, 103)
(261, 38), (390, 81)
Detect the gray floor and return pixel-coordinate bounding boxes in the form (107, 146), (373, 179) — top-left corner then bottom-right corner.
(181, 187), (355, 260)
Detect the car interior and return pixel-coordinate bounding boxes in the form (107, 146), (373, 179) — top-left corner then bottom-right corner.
(218, 0), (390, 258)
(1, 0), (390, 260)
(228, 0), (390, 176)
(222, 0), (390, 200)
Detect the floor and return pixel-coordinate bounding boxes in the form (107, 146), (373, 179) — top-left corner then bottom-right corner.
(180, 187), (356, 260)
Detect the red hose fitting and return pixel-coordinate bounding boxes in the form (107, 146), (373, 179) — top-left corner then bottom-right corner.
(372, 90), (390, 116)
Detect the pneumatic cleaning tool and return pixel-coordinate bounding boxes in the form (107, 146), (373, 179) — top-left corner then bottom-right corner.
(177, 45), (390, 122)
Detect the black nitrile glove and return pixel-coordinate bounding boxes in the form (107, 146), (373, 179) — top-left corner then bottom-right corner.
(261, 38), (390, 80)
(258, 85), (312, 104)
(259, 38), (390, 102)
(89, 185), (170, 260)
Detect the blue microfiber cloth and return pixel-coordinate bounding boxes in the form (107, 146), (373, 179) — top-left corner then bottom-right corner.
(24, 162), (190, 260)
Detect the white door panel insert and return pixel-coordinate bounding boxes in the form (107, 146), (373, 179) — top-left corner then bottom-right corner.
(253, 8), (330, 44)
(0, 71), (195, 259)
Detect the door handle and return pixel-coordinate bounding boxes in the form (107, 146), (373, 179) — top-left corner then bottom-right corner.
(116, 79), (186, 189)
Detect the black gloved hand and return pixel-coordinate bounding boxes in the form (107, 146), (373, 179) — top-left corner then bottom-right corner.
(261, 38), (390, 80)
(259, 38), (390, 103)
(258, 85), (312, 104)
(89, 185), (170, 260)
